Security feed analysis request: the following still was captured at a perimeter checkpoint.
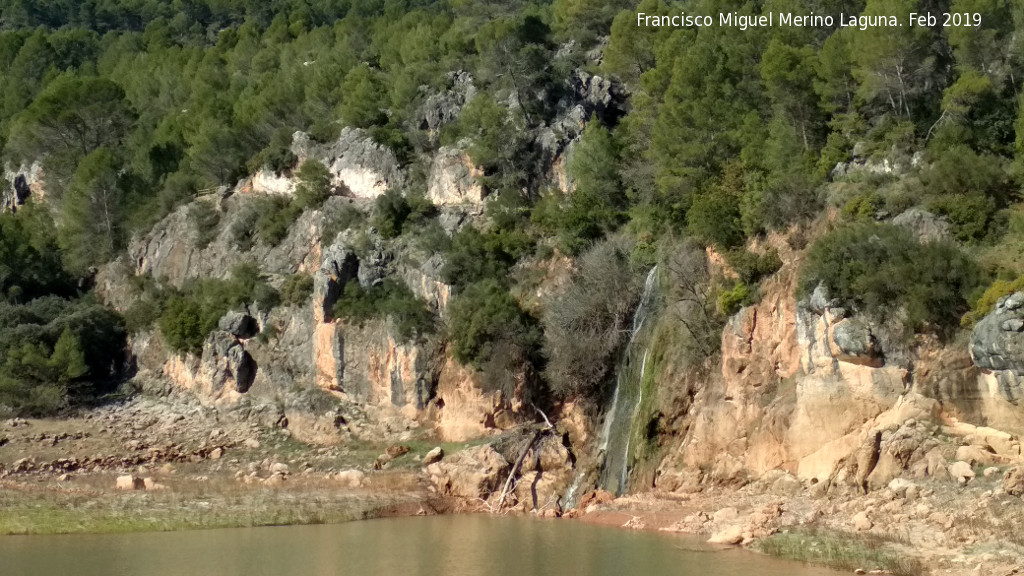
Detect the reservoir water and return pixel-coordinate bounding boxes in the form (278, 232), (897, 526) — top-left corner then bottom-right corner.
(0, 515), (842, 576)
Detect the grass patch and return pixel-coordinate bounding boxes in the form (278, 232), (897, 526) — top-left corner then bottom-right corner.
(757, 528), (923, 576)
(0, 477), (414, 536)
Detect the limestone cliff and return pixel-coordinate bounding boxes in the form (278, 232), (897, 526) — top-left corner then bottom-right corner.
(649, 241), (1024, 501)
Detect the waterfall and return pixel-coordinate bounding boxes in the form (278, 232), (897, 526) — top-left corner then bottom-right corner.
(596, 266), (658, 496)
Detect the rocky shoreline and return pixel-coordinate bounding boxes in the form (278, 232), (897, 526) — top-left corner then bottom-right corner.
(4, 395), (1024, 576)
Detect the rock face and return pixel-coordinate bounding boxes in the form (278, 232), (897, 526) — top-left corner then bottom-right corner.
(1, 162), (44, 213)
(416, 71), (476, 140)
(969, 292), (1024, 432)
(293, 129), (404, 199)
(103, 179), (512, 446)
(892, 208), (951, 242)
(971, 293), (1024, 372)
(251, 169), (296, 196)
(427, 148), (485, 206)
(654, 243), (1024, 499)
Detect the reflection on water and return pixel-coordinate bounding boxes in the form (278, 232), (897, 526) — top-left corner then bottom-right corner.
(0, 515), (842, 576)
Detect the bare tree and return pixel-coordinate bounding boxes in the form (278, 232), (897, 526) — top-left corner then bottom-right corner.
(664, 238), (721, 359)
(542, 236), (642, 398)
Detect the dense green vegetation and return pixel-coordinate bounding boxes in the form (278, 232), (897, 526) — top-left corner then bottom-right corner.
(332, 278), (434, 340)
(800, 223), (982, 331)
(0, 205), (125, 415)
(157, 264), (277, 354)
(2, 0), (1024, 412)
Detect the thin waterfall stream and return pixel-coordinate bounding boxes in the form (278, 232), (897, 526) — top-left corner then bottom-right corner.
(597, 266), (659, 495)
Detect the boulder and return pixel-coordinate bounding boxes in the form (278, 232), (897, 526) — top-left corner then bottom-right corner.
(426, 445), (510, 500)
(955, 444), (998, 467)
(201, 331), (258, 394)
(269, 462), (290, 475)
(707, 525), (744, 546)
(970, 292), (1024, 372)
(891, 208), (951, 242)
(852, 511), (873, 531)
(1003, 467), (1024, 497)
(713, 507), (740, 524)
(115, 475), (144, 490)
(334, 469), (365, 488)
(949, 461), (975, 484)
(218, 311), (259, 339)
(386, 445), (410, 458)
(887, 478), (915, 498)
(423, 447), (444, 465)
(830, 318), (881, 365)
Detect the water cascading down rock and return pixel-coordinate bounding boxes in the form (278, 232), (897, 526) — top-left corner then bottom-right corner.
(598, 266), (659, 495)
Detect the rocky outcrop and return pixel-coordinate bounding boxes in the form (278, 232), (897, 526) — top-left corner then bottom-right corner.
(538, 70), (626, 194)
(2, 162), (44, 212)
(654, 250), (1024, 498)
(831, 146), (922, 179)
(426, 444), (510, 500)
(970, 292), (1024, 373)
(128, 193), (324, 289)
(968, 292), (1024, 432)
(155, 325), (257, 407)
(250, 169), (296, 196)
(427, 147), (485, 206)
(415, 71), (476, 140)
(293, 129), (404, 199)
(892, 208), (951, 242)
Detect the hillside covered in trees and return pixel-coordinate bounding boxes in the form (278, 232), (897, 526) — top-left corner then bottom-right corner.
(1, 0), (1024, 417)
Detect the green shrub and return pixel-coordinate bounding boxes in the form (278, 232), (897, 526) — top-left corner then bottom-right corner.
(371, 188), (435, 239)
(332, 279), (433, 341)
(442, 227), (533, 290)
(447, 279), (541, 368)
(187, 201), (221, 248)
(927, 193), (995, 242)
(229, 207), (260, 251)
(280, 274), (314, 307)
(157, 264), (277, 354)
(372, 188), (412, 239)
(717, 281), (751, 316)
(157, 296), (208, 355)
(840, 191), (883, 221)
(962, 276), (1024, 327)
(321, 204), (365, 246)
(688, 164), (746, 249)
(919, 145), (1013, 205)
(0, 297), (126, 416)
(688, 189), (744, 249)
(123, 299), (162, 333)
(293, 160), (333, 211)
(256, 196), (302, 246)
(723, 249), (782, 285)
(800, 223), (982, 330)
